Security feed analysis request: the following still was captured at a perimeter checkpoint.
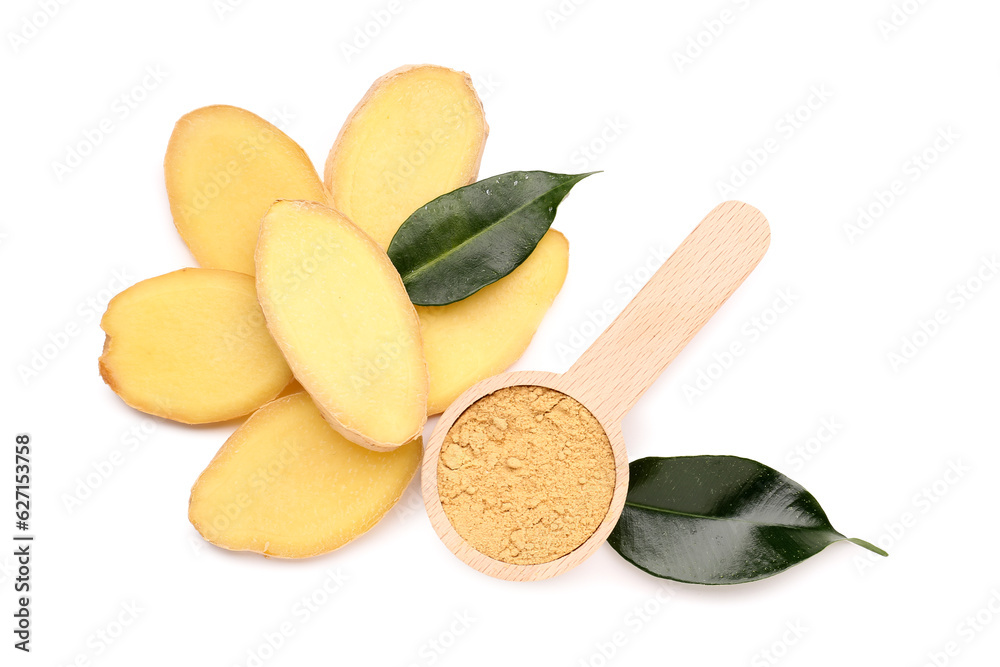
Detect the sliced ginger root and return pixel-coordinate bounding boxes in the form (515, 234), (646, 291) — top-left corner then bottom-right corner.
(166, 105), (328, 275)
(99, 268), (293, 423)
(419, 230), (569, 415)
(189, 392), (421, 558)
(322, 65), (569, 416)
(324, 65), (488, 249)
(255, 200), (428, 451)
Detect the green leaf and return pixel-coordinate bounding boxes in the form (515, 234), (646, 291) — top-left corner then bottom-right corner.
(387, 170), (596, 306)
(608, 456), (886, 584)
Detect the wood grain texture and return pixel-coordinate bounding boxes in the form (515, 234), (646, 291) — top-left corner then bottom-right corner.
(422, 201), (770, 581)
(563, 200), (771, 425)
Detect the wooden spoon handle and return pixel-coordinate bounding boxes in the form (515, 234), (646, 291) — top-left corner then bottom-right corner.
(564, 201), (770, 424)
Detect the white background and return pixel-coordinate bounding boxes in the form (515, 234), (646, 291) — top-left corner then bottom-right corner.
(3, 0), (999, 665)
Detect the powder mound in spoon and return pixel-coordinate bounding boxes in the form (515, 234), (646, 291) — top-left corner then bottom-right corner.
(438, 385), (615, 565)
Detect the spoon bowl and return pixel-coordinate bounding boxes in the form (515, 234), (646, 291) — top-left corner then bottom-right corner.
(422, 369), (629, 581)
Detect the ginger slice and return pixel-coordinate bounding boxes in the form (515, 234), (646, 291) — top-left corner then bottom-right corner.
(166, 105), (328, 275)
(324, 65), (488, 249)
(99, 268), (293, 423)
(188, 392), (421, 558)
(255, 200), (428, 451)
(419, 230), (569, 414)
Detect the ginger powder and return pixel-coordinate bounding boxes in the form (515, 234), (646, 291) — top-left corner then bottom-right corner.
(437, 385), (615, 565)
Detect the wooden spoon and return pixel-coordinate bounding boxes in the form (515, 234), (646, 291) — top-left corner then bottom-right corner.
(422, 200), (771, 581)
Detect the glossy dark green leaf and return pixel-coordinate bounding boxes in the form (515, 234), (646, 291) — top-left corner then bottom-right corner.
(387, 170), (595, 305)
(608, 456), (886, 585)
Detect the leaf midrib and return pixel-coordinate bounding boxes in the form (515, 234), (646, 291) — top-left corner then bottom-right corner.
(397, 176), (575, 283)
(624, 500), (836, 532)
